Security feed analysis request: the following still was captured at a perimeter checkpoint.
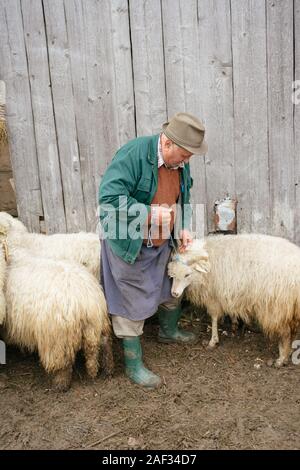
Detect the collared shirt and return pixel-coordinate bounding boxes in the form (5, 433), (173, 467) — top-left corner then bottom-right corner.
(157, 135), (185, 169)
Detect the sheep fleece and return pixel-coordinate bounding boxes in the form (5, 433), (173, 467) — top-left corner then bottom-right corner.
(187, 234), (300, 337)
(4, 255), (110, 373)
(0, 247), (6, 324)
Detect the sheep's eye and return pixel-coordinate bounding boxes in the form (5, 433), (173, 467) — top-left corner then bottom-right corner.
(184, 273), (191, 278)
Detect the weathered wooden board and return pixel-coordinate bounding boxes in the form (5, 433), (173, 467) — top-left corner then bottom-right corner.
(231, 0), (270, 234)
(78, 0), (121, 210)
(129, 0), (167, 135)
(294, 0), (300, 245)
(197, 0), (235, 233)
(267, 0), (294, 240)
(21, 0), (66, 233)
(0, 0), (42, 231)
(63, 0), (135, 231)
(63, 0), (99, 231)
(162, 0), (207, 237)
(110, 0), (136, 146)
(43, 0), (87, 232)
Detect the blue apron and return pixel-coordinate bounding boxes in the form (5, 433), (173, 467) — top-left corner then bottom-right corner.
(100, 239), (173, 320)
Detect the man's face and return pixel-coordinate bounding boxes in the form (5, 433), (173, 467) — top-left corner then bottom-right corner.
(162, 138), (193, 168)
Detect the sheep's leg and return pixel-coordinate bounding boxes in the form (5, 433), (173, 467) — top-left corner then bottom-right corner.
(83, 328), (100, 379)
(85, 352), (99, 379)
(206, 302), (223, 349)
(275, 328), (291, 367)
(208, 316), (219, 349)
(101, 334), (114, 377)
(231, 317), (239, 335)
(52, 365), (73, 392)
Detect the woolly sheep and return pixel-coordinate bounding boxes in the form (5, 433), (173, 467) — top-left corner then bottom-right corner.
(0, 245), (6, 324)
(2, 248), (113, 391)
(0, 211), (28, 234)
(0, 212), (100, 278)
(168, 234), (300, 367)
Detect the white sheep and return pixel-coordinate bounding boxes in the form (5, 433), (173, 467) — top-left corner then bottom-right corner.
(2, 247), (113, 391)
(0, 211), (28, 234)
(0, 212), (100, 279)
(168, 234), (300, 367)
(0, 245), (6, 325)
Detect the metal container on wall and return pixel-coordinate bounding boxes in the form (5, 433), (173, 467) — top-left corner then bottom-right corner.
(214, 197), (237, 233)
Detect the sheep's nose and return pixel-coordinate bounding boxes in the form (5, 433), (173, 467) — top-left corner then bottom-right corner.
(172, 291), (180, 298)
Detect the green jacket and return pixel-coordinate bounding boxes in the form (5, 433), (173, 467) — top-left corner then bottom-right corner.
(98, 134), (193, 264)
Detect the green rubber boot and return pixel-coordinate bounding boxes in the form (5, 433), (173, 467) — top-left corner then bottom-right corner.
(123, 337), (161, 388)
(158, 305), (197, 344)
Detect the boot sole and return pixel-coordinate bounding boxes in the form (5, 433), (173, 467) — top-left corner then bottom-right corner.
(128, 377), (162, 389)
(126, 372), (162, 389)
(158, 336), (198, 345)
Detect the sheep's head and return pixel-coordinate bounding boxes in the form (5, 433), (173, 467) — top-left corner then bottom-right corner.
(0, 212), (27, 240)
(168, 239), (209, 298)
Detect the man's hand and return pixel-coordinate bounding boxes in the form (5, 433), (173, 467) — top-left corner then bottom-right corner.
(178, 229), (193, 253)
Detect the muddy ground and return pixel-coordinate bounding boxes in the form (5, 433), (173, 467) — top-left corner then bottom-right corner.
(1, 306), (300, 450)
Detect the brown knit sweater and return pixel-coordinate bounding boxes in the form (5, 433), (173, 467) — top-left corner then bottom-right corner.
(143, 166), (180, 246)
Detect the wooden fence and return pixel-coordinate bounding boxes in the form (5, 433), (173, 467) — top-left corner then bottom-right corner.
(0, 0), (299, 243)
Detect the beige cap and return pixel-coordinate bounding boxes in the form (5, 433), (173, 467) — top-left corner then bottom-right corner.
(162, 112), (208, 155)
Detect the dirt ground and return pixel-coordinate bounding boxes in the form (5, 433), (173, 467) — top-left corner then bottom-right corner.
(1, 306), (300, 451)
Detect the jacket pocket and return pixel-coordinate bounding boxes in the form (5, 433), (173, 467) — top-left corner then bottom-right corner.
(136, 176), (152, 191)
(133, 176), (152, 202)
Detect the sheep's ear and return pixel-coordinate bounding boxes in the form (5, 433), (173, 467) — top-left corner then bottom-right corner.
(200, 252), (209, 261)
(194, 263), (209, 273)
(0, 217), (10, 237)
(0, 226), (8, 237)
(186, 252), (209, 265)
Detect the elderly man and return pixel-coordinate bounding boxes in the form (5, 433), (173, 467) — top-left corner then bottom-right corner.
(99, 112), (207, 388)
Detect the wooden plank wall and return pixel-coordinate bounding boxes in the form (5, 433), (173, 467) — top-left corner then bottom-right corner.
(0, 0), (299, 243)
(295, 0), (300, 245)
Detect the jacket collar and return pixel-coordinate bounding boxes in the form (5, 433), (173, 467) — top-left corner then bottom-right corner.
(147, 134), (160, 165)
